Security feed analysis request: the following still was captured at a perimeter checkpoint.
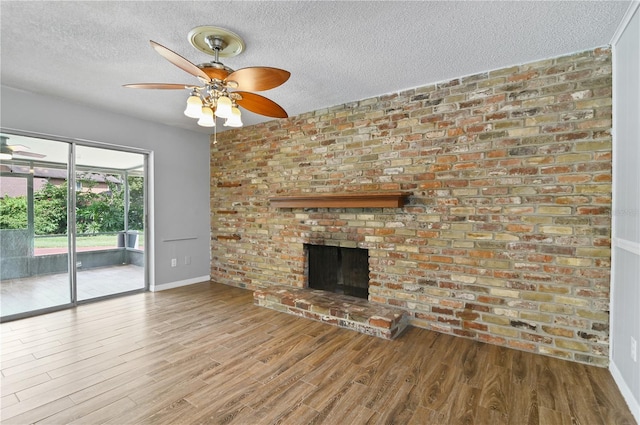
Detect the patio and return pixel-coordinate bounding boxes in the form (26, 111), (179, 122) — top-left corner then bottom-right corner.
(0, 264), (144, 318)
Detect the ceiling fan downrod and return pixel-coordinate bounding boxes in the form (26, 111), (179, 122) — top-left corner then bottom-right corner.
(204, 35), (227, 65)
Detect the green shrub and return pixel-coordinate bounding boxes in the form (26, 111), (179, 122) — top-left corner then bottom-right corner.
(1, 175), (144, 235)
(0, 195), (27, 229)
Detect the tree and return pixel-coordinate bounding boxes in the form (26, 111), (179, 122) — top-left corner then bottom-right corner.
(0, 195), (27, 229)
(1, 173), (143, 235)
(127, 176), (144, 231)
(34, 182), (67, 234)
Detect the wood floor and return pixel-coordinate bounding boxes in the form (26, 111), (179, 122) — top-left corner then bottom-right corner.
(1, 282), (636, 425)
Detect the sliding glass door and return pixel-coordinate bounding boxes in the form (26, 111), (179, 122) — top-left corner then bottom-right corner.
(75, 145), (146, 301)
(0, 132), (147, 321)
(1, 137), (72, 317)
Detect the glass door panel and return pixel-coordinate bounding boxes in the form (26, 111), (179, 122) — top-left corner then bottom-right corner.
(75, 145), (145, 301)
(1, 136), (72, 318)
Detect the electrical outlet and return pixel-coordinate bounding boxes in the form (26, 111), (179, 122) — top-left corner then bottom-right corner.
(171, 258), (177, 267)
(184, 256), (191, 265)
(632, 337), (637, 362)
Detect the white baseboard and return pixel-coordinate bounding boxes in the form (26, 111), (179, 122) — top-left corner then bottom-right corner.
(151, 275), (211, 292)
(610, 361), (640, 423)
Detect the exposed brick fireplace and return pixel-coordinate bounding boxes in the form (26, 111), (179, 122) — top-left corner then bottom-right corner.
(253, 238), (408, 340)
(306, 244), (369, 299)
(212, 47), (613, 365)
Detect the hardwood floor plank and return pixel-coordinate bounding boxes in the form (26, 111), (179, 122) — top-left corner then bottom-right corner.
(419, 361), (455, 411)
(313, 381), (376, 425)
(536, 357), (572, 414)
(0, 393), (19, 409)
(407, 406), (444, 425)
(0, 352), (36, 369)
(66, 396), (137, 425)
(184, 375), (262, 416)
(2, 372), (104, 419)
(267, 403), (320, 425)
(455, 339), (489, 388)
(539, 406), (574, 425)
(507, 383), (539, 425)
(0, 337), (63, 359)
(441, 382), (481, 425)
(479, 364), (512, 423)
(371, 381), (416, 424)
(103, 377), (208, 425)
(1, 282), (636, 425)
(0, 372), (51, 395)
(511, 348), (538, 387)
(51, 355), (126, 383)
(586, 365), (638, 425)
(246, 377), (318, 421)
(302, 363), (361, 411)
(1, 396), (75, 425)
(360, 349), (408, 412)
(559, 361), (605, 425)
(137, 397), (197, 425)
(98, 357), (169, 381)
(67, 366), (156, 406)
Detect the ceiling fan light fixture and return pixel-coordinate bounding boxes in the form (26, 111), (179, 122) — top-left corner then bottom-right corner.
(214, 95), (233, 119)
(125, 29), (289, 129)
(184, 93), (203, 118)
(197, 106), (216, 127)
(225, 106), (243, 127)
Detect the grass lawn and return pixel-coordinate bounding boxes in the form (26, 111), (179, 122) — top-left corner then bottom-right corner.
(35, 233), (144, 249)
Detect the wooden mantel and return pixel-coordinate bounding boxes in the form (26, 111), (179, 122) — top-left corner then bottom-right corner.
(269, 192), (409, 208)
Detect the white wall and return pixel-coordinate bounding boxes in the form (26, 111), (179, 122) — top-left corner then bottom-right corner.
(611, 2), (640, 422)
(1, 85), (211, 290)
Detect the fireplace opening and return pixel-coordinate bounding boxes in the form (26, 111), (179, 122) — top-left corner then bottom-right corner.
(306, 244), (369, 299)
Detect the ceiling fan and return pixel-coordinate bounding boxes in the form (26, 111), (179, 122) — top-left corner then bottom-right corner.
(124, 26), (290, 128)
(0, 136), (46, 160)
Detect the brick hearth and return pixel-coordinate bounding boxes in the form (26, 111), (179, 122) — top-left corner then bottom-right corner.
(254, 286), (408, 340)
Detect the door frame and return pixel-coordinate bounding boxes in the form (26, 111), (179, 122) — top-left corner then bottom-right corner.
(0, 128), (151, 321)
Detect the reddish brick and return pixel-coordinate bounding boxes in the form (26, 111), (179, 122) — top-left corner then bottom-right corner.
(433, 307), (454, 316)
(464, 321), (489, 331)
(369, 317), (392, 329)
(454, 329), (478, 338)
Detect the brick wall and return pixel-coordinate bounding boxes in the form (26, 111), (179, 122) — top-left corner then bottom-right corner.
(211, 47), (613, 366)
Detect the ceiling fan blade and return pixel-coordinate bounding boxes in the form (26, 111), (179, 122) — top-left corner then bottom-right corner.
(235, 91), (288, 118)
(149, 40), (211, 81)
(226, 67), (290, 91)
(123, 83), (197, 90)
(13, 151), (46, 159)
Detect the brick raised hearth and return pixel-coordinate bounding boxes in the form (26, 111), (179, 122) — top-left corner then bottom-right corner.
(254, 285), (409, 340)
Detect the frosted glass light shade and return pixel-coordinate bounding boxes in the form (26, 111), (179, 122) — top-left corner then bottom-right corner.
(214, 95), (232, 119)
(184, 94), (203, 118)
(197, 107), (216, 127)
(224, 106), (243, 127)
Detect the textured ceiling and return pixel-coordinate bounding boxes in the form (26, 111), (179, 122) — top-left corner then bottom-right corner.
(0, 1), (632, 134)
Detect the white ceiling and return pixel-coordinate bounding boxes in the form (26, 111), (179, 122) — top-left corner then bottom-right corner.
(0, 1), (632, 134)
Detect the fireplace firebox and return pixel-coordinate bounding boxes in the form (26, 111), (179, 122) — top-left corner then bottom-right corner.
(306, 244), (369, 299)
